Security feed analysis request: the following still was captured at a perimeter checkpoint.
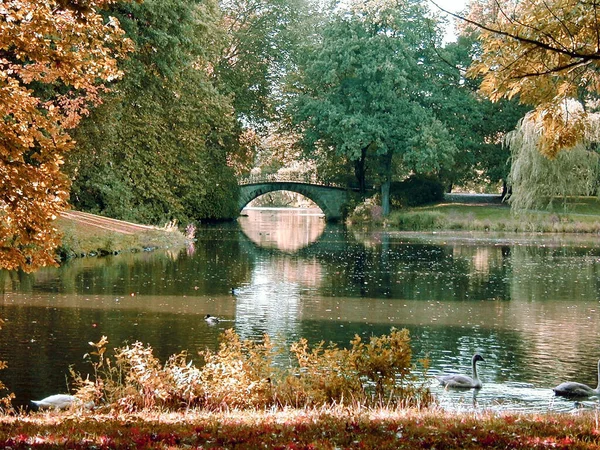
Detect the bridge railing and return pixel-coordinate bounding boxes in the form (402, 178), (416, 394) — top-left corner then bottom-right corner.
(238, 173), (346, 188)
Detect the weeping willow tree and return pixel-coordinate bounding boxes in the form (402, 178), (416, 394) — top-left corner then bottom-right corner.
(506, 100), (600, 211)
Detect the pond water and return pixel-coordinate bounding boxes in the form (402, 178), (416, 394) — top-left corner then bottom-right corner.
(1, 207), (600, 414)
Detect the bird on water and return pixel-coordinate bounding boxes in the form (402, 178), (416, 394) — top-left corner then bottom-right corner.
(205, 314), (220, 325)
(553, 359), (600, 398)
(435, 353), (485, 389)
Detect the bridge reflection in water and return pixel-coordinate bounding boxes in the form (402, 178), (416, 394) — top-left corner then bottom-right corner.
(239, 207), (325, 252)
(235, 207), (327, 343)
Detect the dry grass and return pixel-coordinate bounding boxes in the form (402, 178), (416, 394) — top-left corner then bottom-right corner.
(2, 407), (599, 449)
(69, 329), (431, 412)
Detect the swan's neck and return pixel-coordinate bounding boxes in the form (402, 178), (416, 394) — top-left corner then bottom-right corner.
(596, 360), (600, 392)
(472, 358), (479, 380)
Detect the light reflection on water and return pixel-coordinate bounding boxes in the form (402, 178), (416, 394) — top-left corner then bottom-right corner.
(0, 207), (599, 414)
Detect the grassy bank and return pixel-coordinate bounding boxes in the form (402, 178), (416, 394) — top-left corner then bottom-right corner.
(379, 197), (600, 233)
(3, 407), (599, 449)
(56, 212), (189, 259)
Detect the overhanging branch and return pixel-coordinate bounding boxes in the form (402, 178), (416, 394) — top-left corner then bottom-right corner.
(429, 0), (600, 62)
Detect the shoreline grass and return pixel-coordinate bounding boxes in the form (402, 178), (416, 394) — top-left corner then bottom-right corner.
(3, 407), (599, 449)
(55, 216), (189, 260)
(359, 197), (600, 233)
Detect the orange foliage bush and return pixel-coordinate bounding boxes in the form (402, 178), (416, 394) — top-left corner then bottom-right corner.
(0, 1), (134, 271)
(72, 328), (431, 412)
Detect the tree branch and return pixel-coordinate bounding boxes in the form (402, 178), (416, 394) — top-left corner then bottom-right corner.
(429, 0), (600, 61)
(512, 58), (593, 79)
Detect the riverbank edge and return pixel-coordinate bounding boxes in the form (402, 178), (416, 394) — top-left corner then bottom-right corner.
(350, 194), (600, 233)
(3, 407), (599, 449)
(56, 210), (189, 260)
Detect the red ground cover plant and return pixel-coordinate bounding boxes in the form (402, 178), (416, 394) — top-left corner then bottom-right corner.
(0, 409), (599, 449)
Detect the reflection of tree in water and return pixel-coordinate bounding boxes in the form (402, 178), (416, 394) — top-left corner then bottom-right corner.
(509, 244), (600, 301)
(21, 224), (252, 297)
(305, 237), (511, 302)
(242, 226), (517, 302)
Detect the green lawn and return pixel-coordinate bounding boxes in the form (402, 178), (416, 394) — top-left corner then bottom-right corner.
(56, 216), (188, 259)
(383, 197), (600, 233)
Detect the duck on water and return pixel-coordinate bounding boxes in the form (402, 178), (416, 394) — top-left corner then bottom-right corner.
(205, 314), (220, 325)
(435, 354), (485, 389)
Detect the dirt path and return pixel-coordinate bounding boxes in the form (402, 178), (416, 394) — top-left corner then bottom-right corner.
(60, 210), (160, 235)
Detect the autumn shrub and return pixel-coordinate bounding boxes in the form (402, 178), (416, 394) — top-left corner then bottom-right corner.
(114, 342), (180, 410)
(72, 329), (431, 412)
(348, 329), (415, 401)
(279, 328), (430, 408)
(197, 329), (279, 409)
(70, 336), (125, 409)
(278, 338), (362, 406)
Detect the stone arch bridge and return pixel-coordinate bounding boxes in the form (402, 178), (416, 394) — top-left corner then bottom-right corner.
(238, 176), (353, 222)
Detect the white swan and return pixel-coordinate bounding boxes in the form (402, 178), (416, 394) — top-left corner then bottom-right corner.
(435, 353), (485, 389)
(31, 394), (78, 410)
(32, 394), (95, 410)
(553, 359), (600, 398)
(205, 314), (220, 325)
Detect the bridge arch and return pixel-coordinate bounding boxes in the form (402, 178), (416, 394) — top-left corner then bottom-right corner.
(238, 182), (350, 222)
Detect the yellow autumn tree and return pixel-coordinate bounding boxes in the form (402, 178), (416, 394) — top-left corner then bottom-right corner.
(447, 0), (600, 158)
(0, 1), (133, 271)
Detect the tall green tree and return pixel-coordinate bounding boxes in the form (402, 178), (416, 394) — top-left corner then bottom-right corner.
(288, 0), (456, 215)
(67, 0), (240, 223)
(427, 34), (528, 195)
(214, 0), (312, 129)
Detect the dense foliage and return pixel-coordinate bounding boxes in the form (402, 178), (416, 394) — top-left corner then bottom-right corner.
(213, 0), (310, 129)
(0, 0), (133, 271)
(390, 175), (445, 208)
(430, 34), (529, 195)
(67, 0), (240, 224)
(288, 0), (457, 215)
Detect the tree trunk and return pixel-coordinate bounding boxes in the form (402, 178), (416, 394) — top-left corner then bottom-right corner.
(354, 146), (367, 193)
(501, 179), (511, 201)
(380, 151), (393, 217)
(381, 180), (390, 216)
